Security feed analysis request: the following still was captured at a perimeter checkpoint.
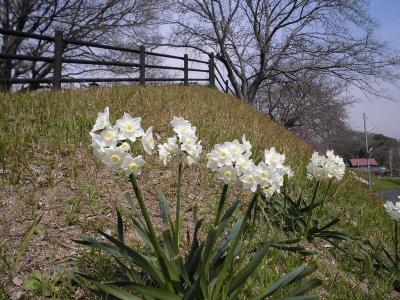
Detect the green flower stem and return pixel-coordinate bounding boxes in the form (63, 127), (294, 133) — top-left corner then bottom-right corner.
(213, 184), (228, 227)
(305, 181), (320, 238)
(129, 174), (174, 291)
(201, 184), (229, 278)
(175, 162), (183, 246)
(213, 191), (259, 299)
(320, 179), (332, 208)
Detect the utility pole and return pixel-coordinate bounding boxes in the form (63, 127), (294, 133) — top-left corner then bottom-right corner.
(363, 113), (373, 190)
(389, 148), (393, 178)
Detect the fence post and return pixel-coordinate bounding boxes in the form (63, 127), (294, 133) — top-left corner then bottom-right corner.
(139, 46), (145, 85)
(53, 30), (63, 89)
(225, 79), (229, 93)
(184, 54), (189, 85)
(209, 52), (215, 87)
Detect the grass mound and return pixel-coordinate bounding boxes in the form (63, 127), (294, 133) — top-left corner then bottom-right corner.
(0, 85), (395, 299)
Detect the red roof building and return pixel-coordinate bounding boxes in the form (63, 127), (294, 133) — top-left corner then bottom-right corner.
(349, 158), (379, 168)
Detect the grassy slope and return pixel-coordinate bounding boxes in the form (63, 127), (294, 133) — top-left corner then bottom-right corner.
(0, 85), (396, 299)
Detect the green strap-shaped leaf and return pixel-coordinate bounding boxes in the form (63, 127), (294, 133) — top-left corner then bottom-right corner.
(117, 282), (182, 300)
(11, 214), (42, 277)
(76, 274), (141, 300)
(220, 197), (241, 222)
(129, 216), (154, 250)
(271, 242), (317, 256)
(158, 189), (171, 227)
(316, 231), (352, 241)
(98, 231), (165, 285)
(253, 264), (318, 300)
(75, 236), (163, 284)
(211, 220), (242, 266)
(113, 256), (143, 284)
(183, 279), (201, 300)
(162, 229), (178, 259)
(317, 217), (340, 232)
(117, 209), (124, 243)
(228, 242), (271, 294)
(186, 218), (204, 272)
(125, 192), (141, 221)
(284, 278), (322, 297)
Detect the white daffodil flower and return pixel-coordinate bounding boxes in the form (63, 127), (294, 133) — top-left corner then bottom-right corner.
(240, 169), (258, 192)
(307, 150), (345, 181)
(90, 108), (156, 176)
(186, 142), (202, 166)
(254, 162), (273, 189)
(116, 113), (144, 142)
(92, 143), (106, 160)
(122, 155), (145, 175)
(241, 135), (252, 157)
(141, 127), (155, 155)
(97, 126), (119, 148)
(208, 137), (290, 192)
(216, 165), (238, 184)
(180, 134), (197, 152)
(158, 136), (180, 165)
(264, 147), (286, 168)
(118, 142), (131, 153)
(103, 148), (128, 170)
(170, 116), (191, 128)
(174, 124), (197, 140)
(158, 116), (202, 166)
(236, 156), (254, 176)
(91, 107), (110, 132)
(206, 151), (220, 171)
(285, 166), (294, 178)
(213, 143), (234, 167)
(228, 139), (245, 161)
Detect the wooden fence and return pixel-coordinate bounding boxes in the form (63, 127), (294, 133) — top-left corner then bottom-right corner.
(0, 29), (234, 93)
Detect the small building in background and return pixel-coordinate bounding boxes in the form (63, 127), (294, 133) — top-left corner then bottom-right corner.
(348, 158), (383, 172)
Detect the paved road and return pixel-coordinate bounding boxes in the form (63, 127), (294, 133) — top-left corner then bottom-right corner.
(378, 189), (400, 203)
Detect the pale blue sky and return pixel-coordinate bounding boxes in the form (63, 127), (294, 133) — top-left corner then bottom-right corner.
(347, 0), (400, 139)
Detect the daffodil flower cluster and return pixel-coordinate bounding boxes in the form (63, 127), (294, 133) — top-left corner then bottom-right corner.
(384, 201), (400, 220)
(158, 116), (202, 166)
(306, 150), (345, 181)
(90, 107), (154, 176)
(207, 137), (292, 197)
(349, 170), (369, 186)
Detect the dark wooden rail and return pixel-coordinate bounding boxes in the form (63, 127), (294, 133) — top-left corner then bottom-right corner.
(0, 28), (233, 93)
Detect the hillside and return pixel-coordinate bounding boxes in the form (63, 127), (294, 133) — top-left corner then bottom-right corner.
(334, 130), (399, 168)
(0, 85), (396, 299)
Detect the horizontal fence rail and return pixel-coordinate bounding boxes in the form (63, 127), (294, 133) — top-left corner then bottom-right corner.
(0, 28), (233, 93)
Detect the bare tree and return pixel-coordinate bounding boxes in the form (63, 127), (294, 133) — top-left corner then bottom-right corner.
(0, 0), (164, 91)
(255, 74), (351, 145)
(169, 0), (399, 103)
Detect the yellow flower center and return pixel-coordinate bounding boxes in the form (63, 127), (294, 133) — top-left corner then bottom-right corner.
(233, 146), (241, 153)
(261, 171), (268, 178)
(224, 171), (232, 178)
(111, 154), (121, 164)
(104, 131), (114, 141)
(129, 163), (138, 172)
(220, 151), (228, 159)
(125, 123), (136, 133)
(121, 143), (130, 152)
